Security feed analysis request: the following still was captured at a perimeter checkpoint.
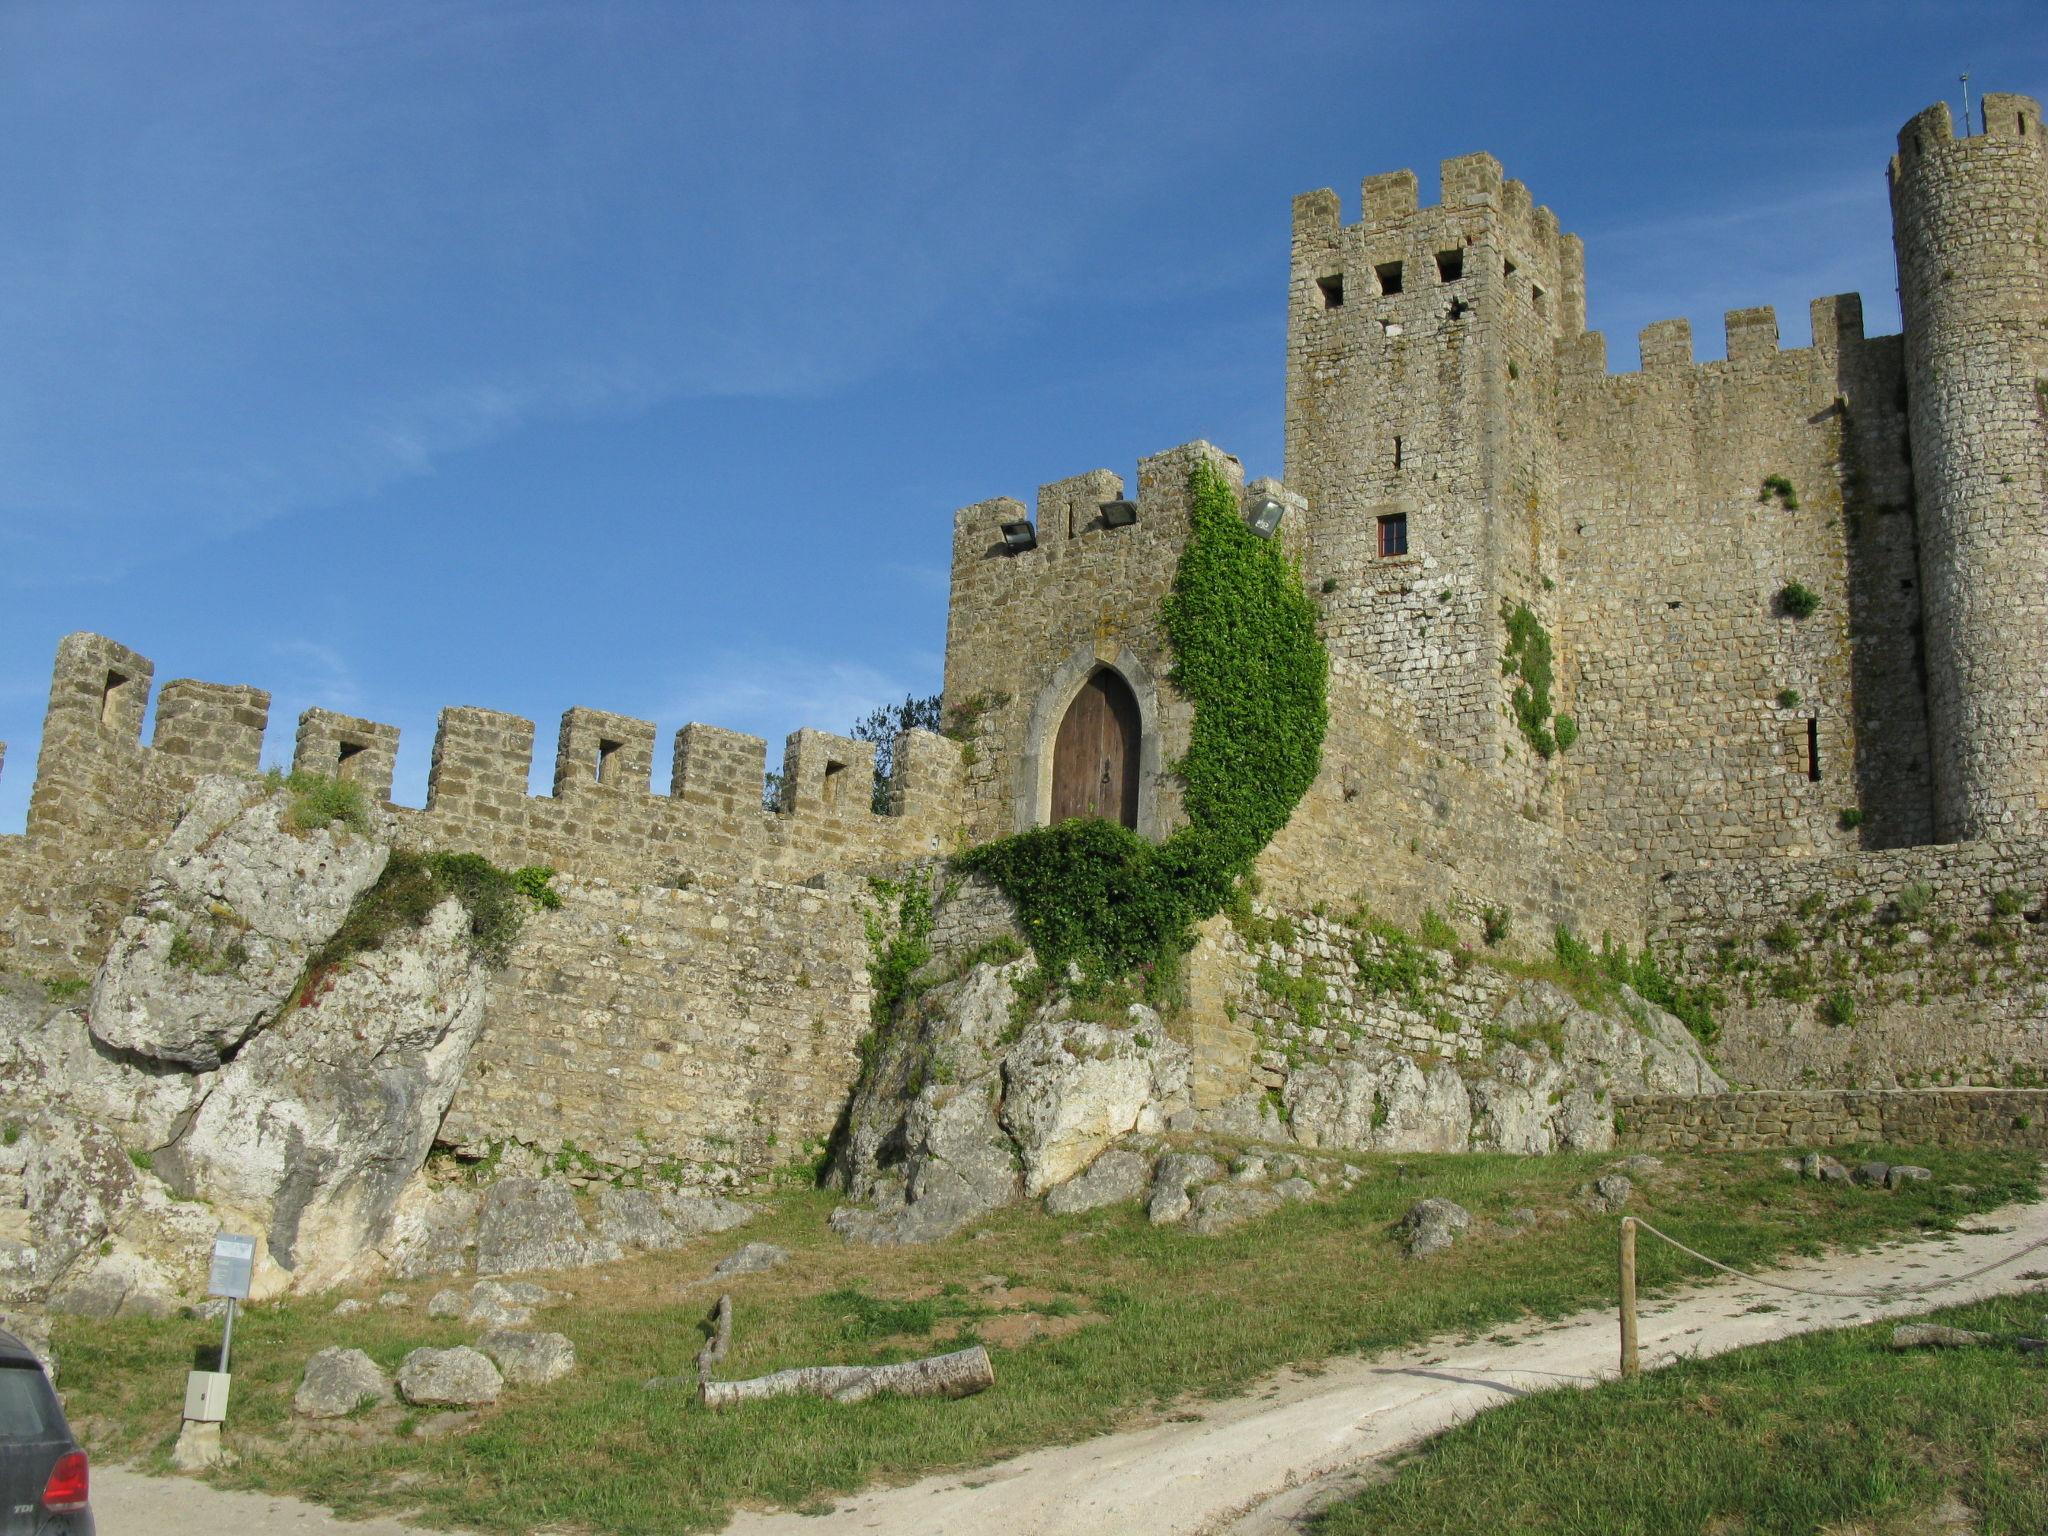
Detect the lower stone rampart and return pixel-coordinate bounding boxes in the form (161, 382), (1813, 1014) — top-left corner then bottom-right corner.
(439, 871), (876, 1187)
(1650, 837), (2048, 1088)
(1616, 1089), (2048, 1153)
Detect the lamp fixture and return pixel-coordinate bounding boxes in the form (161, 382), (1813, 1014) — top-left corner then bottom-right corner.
(1000, 519), (1038, 553)
(1245, 496), (1287, 538)
(1099, 499), (1138, 528)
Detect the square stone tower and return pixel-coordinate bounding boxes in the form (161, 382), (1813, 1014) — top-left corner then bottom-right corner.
(1286, 155), (1585, 780)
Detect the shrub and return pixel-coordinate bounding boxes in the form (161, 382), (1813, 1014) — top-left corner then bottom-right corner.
(1552, 713), (1578, 751)
(511, 866), (564, 911)
(1991, 888), (2028, 919)
(1778, 582), (1820, 620)
(1837, 807), (1864, 831)
(1776, 688), (1801, 709)
(1419, 908), (1459, 950)
(275, 770), (369, 834)
(1894, 880), (1935, 923)
(1818, 988), (1857, 1027)
(311, 848), (555, 977)
(1480, 905), (1511, 947)
(1760, 474), (1799, 510)
(1763, 920), (1802, 954)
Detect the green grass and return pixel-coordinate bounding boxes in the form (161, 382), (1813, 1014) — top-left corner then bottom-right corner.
(52, 1145), (2035, 1536)
(1312, 1288), (2048, 1536)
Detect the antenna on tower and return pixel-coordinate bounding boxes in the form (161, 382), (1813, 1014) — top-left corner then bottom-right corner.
(1961, 72), (1973, 136)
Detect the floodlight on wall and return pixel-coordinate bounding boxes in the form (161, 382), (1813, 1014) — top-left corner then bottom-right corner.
(1099, 499), (1138, 528)
(1000, 519), (1038, 553)
(1245, 496), (1287, 539)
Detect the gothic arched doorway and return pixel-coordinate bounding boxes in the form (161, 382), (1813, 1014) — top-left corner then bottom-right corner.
(1050, 668), (1141, 829)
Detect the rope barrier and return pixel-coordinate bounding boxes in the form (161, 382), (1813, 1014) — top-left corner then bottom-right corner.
(1628, 1216), (2048, 1302)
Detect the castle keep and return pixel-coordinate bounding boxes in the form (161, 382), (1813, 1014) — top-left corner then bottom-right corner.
(3, 96), (2044, 1184)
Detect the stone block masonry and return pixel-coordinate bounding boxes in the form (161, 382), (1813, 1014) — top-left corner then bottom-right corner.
(0, 631), (966, 972)
(1616, 1089), (2048, 1154)
(1649, 838), (2048, 1092)
(440, 872), (876, 1183)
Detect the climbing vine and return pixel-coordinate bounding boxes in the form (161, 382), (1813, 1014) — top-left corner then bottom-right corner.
(958, 459), (1328, 990)
(1501, 600), (1574, 758)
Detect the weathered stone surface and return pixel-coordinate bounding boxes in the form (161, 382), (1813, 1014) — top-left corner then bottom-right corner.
(1396, 1198), (1471, 1258)
(1273, 1176), (1316, 1203)
(383, 1184), (481, 1280)
(999, 1011), (1191, 1196)
(295, 1347), (392, 1418)
(596, 1189), (753, 1253)
(155, 896), (493, 1293)
(463, 1279), (534, 1329)
(477, 1328), (576, 1387)
(475, 1179), (620, 1276)
(1146, 1153), (1221, 1226)
(426, 1288), (464, 1319)
(90, 779), (390, 1071)
(711, 1242), (789, 1278)
(1581, 1174), (1633, 1213)
(1890, 1323), (1991, 1350)
(397, 1345), (503, 1406)
(1187, 1183), (1283, 1236)
(1044, 1149), (1153, 1215)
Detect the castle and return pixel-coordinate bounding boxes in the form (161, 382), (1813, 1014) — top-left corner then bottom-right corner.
(2, 96), (2044, 1180)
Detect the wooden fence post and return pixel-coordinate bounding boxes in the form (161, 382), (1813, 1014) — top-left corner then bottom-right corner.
(1619, 1216), (1639, 1378)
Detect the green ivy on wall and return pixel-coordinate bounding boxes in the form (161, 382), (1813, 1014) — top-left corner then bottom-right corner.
(1502, 600), (1575, 758)
(958, 459), (1329, 989)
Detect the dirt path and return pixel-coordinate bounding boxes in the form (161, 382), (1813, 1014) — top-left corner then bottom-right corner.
(87, 1196), (2048, 1536)
(723, 1195), (2048, 1536)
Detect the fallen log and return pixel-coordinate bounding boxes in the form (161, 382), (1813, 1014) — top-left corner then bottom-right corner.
(697, 1293), (732, 1378)
(699, 1344), (995, 1409)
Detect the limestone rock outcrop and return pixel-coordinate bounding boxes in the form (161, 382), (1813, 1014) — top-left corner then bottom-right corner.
(831, 959), (1193, 1245)
(89, 778), (390, 1071)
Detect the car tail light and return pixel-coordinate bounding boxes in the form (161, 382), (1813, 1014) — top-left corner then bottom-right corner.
(41, 1449), (87, 1511)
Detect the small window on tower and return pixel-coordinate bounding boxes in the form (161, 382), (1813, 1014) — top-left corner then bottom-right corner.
(1378, 513), (1409, 558)
(1393, 435), (1404, 472)
(1315, 272), (1344, 309)
(336, 741), (368, 782)
(1530, 284), (1548, 316)
(1375, 260), (1404, 295)
(1436, 248), (1463, 282)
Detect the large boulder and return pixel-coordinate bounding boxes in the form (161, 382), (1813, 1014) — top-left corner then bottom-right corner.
(396, 1346), (502, 1407)
(0, 1112), (213, 1317)
(475, 1179), (620, 1276)
(1000, 1012), (1191, 1196)
(295, 1347), (393, 1418)
(154, 897), (492, 1291)
(89, 778), (390, 1071)
(1044, 1148), (1153, 1215)
(596, 1189), (753, 1254)
(1284, 1046), (1470, 1154)
(1187, 1183), (1283, 1236)
(477, 1329), (576, 1387)
(382, 1184), (482, 1280)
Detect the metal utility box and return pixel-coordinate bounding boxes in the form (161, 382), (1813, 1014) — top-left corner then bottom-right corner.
(183, 1369), (231, 1423)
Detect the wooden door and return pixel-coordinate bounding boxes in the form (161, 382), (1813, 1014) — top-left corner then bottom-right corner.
(1050, 669), (1141, 829)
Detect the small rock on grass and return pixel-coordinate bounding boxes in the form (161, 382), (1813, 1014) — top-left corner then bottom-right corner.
(1890, 1324), (1992, 1351)
(427, 1289), (464, 1320)
(712, 1242), (789, 1278)
(1187, 1184), (1282, 1236)
(332, 1298), (370, 1318)
(397, 1346), (503, 1406)
(1273, 1177), (1316, 1203)
(295, 1347), (393, 1419)
(477, 1329), (576, 1387)
(376, 1290), (412, 1310)
(1887, 1165), (1933, 1189)
(1044, 1149), (1152, 1216)
(1851, 1161), (1892, 1188)
(1582, 1174), (1633, 1213)
(1396, 1198), (1471, 1258)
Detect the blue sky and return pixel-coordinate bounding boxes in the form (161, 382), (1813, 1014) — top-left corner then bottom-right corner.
(2, 1), (2043, 829)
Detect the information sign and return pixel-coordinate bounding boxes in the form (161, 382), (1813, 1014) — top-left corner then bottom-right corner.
(207, 1233), (255, 1300)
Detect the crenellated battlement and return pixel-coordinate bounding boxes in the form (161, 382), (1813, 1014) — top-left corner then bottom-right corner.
(0, 632), (968, 956)
(1558, 293), (1884, 388)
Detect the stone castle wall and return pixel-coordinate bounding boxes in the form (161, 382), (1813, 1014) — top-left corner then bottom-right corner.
(1551, 297), (1925, 869)
(0, 631), (965, 975)
(1891, 94), (2048, 842)
(1616, 1087), (2048, 1154)
(441, 872), (877, 1184)
(1650, 838), (2048, 1090)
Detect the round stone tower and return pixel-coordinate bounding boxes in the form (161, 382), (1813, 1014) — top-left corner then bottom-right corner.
(1889, 93), (2048, 842)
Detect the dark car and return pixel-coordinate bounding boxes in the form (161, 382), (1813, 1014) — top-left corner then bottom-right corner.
(0, 1330), (91, 1535)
